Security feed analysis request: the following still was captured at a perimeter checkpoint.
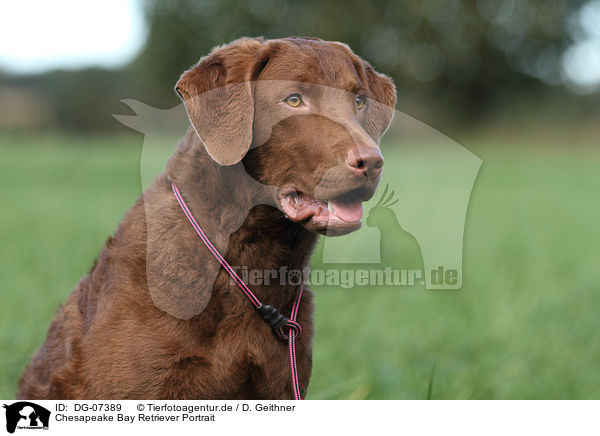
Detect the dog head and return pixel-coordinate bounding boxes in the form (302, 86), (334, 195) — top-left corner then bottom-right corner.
(175, 37), (396, 235)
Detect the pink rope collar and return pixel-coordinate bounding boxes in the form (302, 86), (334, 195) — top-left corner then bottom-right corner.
(171, 182), (303, 400)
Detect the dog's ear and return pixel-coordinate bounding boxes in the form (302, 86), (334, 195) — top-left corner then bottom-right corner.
(175, 37), (263, 165)
(363, 64), (396, 141)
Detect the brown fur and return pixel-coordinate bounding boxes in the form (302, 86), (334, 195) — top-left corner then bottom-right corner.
(18, 37), (396, 399)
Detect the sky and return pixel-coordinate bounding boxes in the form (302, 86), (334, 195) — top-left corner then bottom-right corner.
(0, 0), (146, 73)
(561, 0), (600, 91)
(0, 0), (599, 91)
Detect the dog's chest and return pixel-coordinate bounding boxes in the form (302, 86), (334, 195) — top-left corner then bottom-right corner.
(160, 329), (312, 400)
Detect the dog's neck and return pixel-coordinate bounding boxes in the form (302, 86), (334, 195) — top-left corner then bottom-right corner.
(166, 129), (318, 306)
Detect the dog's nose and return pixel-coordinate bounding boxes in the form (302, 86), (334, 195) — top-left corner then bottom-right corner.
(346, 147), (384, 178)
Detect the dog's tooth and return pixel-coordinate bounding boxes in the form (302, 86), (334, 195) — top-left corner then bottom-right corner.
(328, 201), (334, 214)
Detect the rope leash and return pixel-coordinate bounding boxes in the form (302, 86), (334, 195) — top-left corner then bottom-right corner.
(171, 182), (303, 400)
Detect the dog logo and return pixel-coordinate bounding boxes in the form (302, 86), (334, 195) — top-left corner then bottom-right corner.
(113, 88), (481, 321)
(3, 402), (50, 433)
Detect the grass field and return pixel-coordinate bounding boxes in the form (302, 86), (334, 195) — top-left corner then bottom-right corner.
(1, 132), (599, 399)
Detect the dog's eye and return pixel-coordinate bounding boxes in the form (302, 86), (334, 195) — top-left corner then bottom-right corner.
(284, 94), (302, 108)
(355, 95), (367, 110)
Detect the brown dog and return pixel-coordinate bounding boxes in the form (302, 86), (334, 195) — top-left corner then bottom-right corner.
(18, 37), (396, 399)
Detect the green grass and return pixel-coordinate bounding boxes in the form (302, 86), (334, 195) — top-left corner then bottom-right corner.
(1, 133), (600, 399)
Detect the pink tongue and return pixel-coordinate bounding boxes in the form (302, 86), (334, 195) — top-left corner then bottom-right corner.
(330, 197), (363, 222)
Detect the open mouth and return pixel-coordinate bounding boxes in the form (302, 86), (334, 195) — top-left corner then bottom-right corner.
(279, 187), (366, 232)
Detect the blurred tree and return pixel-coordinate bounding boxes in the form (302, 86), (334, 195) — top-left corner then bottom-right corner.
(2, 0), (596, 132)
(0, 68), (140, 131)
(131, 0), (591, 127)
